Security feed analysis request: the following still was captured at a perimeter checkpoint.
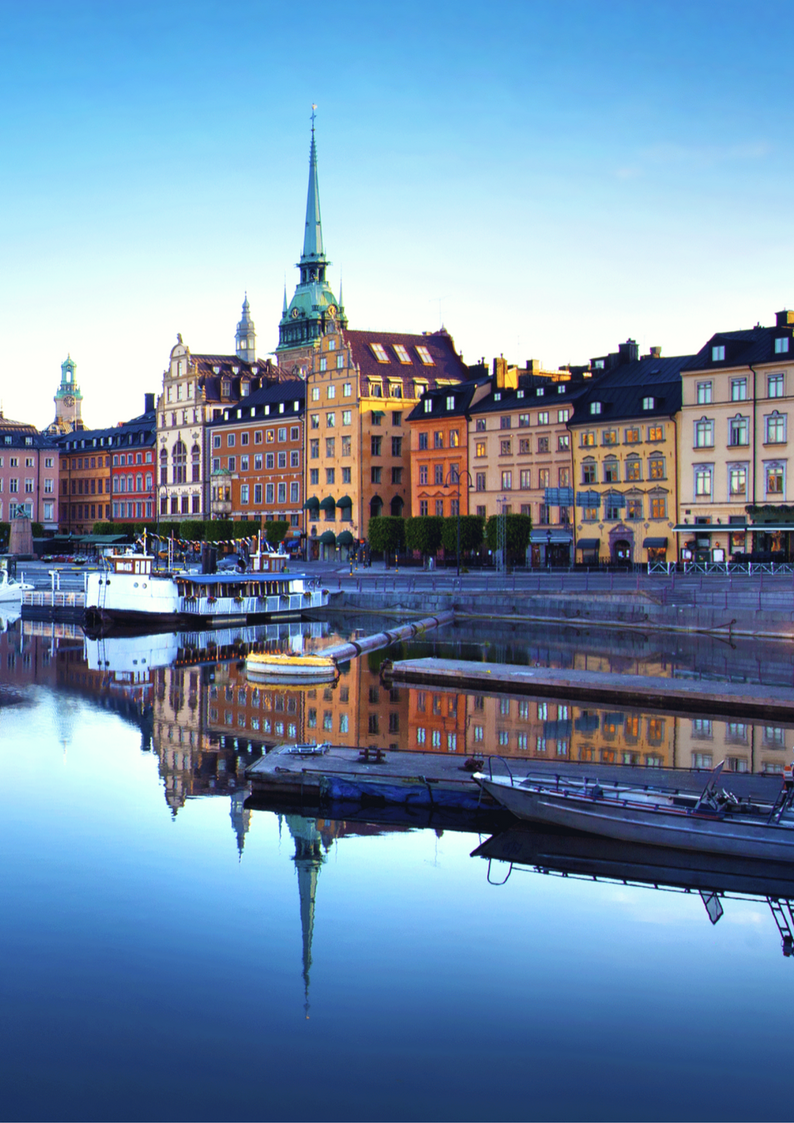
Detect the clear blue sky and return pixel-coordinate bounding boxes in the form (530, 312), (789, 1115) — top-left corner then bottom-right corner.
(1, 0), (792, 428)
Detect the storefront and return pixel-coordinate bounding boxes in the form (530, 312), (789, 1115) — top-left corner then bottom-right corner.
(530, 530), (572, 567)
(643, 536), (668, 562)
(575, 537), (600, 565)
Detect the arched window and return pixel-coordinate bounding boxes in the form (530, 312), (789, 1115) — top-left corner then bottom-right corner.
(370, 495), (383, 518)
(160, 448), (168, 486)
(191, 444), (201, 482)
(145, 473), (153, 491)
(390, 495), (404, 517)
(172, 440), (187, 484)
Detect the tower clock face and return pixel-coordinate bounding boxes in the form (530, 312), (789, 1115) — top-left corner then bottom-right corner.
(63, 395), (75, 407)
(291, 307), (300, 319)
(327, 305), (337, 318)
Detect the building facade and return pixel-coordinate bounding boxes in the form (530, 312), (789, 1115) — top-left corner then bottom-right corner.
(110, 395), (157, 525)
(0, 414), (58, 529)
(407, 379), (489, 519)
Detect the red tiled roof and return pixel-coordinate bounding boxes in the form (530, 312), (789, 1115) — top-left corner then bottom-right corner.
(344, 329), (468, 390)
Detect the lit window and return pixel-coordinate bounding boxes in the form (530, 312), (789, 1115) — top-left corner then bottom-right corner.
(416, 346), (434, 365)
(370, 343), (390, 363)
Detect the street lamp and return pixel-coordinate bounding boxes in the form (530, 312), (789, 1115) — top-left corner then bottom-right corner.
(445, 467), (474, 577)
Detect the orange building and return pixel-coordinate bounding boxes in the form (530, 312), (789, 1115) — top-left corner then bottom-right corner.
(407, 379), (489, 518)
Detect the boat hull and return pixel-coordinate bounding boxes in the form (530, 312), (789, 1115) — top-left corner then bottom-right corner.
(477, 778), (794, 863)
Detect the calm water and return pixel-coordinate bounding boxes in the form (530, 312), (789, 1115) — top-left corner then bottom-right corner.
(3, 617), (794, 1121)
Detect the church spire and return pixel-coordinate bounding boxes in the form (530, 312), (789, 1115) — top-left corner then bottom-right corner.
(302, 105), (325, 264)
(235, 293), (256, 362)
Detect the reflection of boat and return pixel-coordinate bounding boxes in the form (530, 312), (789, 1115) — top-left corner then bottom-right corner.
(84, 547), (329, 631)
(0, 564), (33, 602)
(473, 823), (794, 958)
(0, 604), (21, 632)
(474, 762), (794, 863)
(246, 651), (338, 683)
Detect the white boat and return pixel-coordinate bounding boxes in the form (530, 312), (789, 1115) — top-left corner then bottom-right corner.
(474, 763), (794, 864)
(0, 563), (34, 602)
(245, 651), (338, 683)
(84, 546), (329, 631)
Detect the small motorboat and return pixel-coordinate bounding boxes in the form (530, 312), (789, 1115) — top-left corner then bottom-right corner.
(245, 651), (338, 683)
(0, 564), (33, 602)
(474, 761), (794, 864)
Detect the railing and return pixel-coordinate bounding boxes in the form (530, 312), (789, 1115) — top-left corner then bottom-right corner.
(22, 591), (85, 608)
(648, 561), (794, 576)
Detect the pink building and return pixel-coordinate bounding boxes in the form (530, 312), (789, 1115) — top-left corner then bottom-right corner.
(0, 413), (58, 530)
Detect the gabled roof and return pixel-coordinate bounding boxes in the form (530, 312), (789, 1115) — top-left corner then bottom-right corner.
(345, 329), (468, 388)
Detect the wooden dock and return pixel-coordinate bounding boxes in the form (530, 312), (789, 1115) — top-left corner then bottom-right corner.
(383, 657), (794, 721)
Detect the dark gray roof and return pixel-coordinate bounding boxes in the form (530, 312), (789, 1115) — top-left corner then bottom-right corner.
(211, 379), (305, 425)
(468, 373), (592, 418)
(405, 379), (489, 422)
(684, 322), (794, 372)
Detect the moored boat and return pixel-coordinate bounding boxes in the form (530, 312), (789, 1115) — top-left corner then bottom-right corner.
(245, 651), (338, 683)
(0, 563), (33, 602)
(84, 544), (329, 631)
(474, 763), (794, 863)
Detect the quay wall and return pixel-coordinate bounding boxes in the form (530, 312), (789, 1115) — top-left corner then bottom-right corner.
(329, 590), (794, 639)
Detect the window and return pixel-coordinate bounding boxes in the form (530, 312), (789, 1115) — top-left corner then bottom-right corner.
(642, 397), (655, 410)
(240, 455), (249, 471)
(501, 470), (512, 490)
(240, 484), (249, 504)
(310, 414), (320, 429)
(603, 459), (619, 483)
(370, 343), (389, 363)
(390, 383), (403, 399)
(371, 467), (381, 484)
(537, 411), (549, 426)
(581, 431), (595, 447)
(341, 436), (351, 457)
(590, 401), (602, 415)
(766, 412), (786, 443)
(475, 440), (486, 457)
(625, 427), (640, 444)
(343, 382), (352, 397)
(518, 413), (530, 428)
(650, 496), (666, 518)
(766, 463), (785, 496)
(604, 496), (622, 520)
(728, 416), (749, 446)
(520, 469), (531, 489)
(419, 500), (428, 516)
(500, 416), (511, 430)
(434, 431), (443, 449)
(416, 346), (434, 365)
(694, 465), (713, 498)
(394, 344), (411, 363)
(731, 378), (747, 402)
(290, 450), (300, 467)
(712, 345), (725, 362)
(435, 500), (444, 516)
(582, 462), (596, 484)
(475, 418), (486, 432)
(557, 408), (570, 423)
(558, 433), (570, 451)
(325, 438), (335, 457)
(227, 434), (235, 447)
(327, 384), (335, 399)
(310, 440), (319, 459)
(625, 459), (641, 482)
(392, 437), (403, 456)
(475, 472), (486, 491)
(371, 436), (382, 456)
(342, 410), (352, 426)
(538, 468), (550, 489)
(729, 465), (747, 496)
(518, 438), (531, 455)
(342, 467), (351, 483)
(449, 430), (459, 448)
(696, 381), (712, 405)
(266, 452), (275, 469)
(310, 469), (319, 486)
(626, 499), (643, 520)
(500, 440), (511, 456)
(769, 373), (784, 398)
(649, 455), (665, 479)
(419, 465), (428, 485)
(602, 429), (617, 446)
(695, 418), (714, 448)
(391, 467), (402, 484)
(434, 464), (444, 485)
(775, 337), (790, 354)
(254, 430), (263, 444)
(537, 436), (549, 454)
(647, 425), (663, 442)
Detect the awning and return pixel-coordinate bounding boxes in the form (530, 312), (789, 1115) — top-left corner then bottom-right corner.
(319, 496), (336, 511)
(336, 494), (353, 508)
(304, 496), (319, 509)
(370, 411), (384, 420)
(75, 534), (128, 544)
(643, 537), (668, 548)
(319, 531), (336, 545)
(576, 538), (600, 550)
(337, 530), (355, 546)
(530, 530), (573, 544)
(747, 525), (794, 532)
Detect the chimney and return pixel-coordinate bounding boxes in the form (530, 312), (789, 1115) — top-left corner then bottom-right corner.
(776, 310), (794, 327)
(493, 356), (518, 390)
(648, 346), (662, 359)
(618, 339), (639, 364)
(145, 392), (155, 413)
(525, 359), (542, 374)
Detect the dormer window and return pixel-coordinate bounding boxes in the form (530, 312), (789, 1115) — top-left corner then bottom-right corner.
(252, 366), (258, 375)
(328, 339), (336, 351)
(222, 380), (231, 396)
(423, 399), (432, 413)
(294, 401), (300, 411)
(517, 390), (524, 398)
(558, 385), (566, 394)
(536, 387), (545, 396)
(370, 343), (390, 363)
(712, 345), (725, 362)
(416, 346), (434, 365)
(394, 344), (411, 364)
(446, 395), (455, 410)
(642, 397), (655, 410)
(590, 401), (602, 415)
(241, 383), (250, 396)
(232, 366), (239, 374)
(775, 337), (790, 354)
(494, 392), (501, 401)
(594, 359), (605, 369)
(213, 366), (220, 374)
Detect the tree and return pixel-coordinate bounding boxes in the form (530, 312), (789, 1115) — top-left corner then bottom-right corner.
(440, 514), (484, 555)
(405, 515), (443, 559)
(485, 513), (532, 563)
(179, 520), (206, 541)
(367, 516), (405, 555)
(263, 520), (289, 546)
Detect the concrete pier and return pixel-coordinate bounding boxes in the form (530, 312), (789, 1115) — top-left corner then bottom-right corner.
(383, 657), (794, 721)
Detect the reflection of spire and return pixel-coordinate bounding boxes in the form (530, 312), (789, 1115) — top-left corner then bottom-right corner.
(230, 788), (251, 857)
(286, 814), (326, 1019)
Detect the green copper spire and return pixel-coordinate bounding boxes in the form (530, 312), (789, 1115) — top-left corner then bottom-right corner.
(302, 105), (324, 263)
(277, 106), (347, 353)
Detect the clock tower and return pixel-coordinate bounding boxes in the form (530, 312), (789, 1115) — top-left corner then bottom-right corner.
(53, 354), (85, 432)
(277, 108), (346, 369)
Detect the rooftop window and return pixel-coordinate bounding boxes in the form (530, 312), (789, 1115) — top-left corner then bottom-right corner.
(712, 345), (725, 362)
(590, 401), (602, 415)
(775, 337), (790, 354)
(642, 397), (655, 410)
(370, 343), (390, 363)
(416, 346), (434, 366)
(393, 344), (411, 364)
(536, 387), (545, 396)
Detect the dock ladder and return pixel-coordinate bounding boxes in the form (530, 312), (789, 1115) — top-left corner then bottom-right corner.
(766, 898), (794, 957)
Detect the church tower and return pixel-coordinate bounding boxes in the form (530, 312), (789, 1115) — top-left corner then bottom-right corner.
(277, 108), (346, 361)
(52, 354), (84, 432)
(235, 294), (256, 362)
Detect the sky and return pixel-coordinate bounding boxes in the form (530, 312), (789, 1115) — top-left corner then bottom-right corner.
(1, 0), (793, 430)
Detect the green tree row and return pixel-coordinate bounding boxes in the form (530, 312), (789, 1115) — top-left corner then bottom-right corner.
(90, 519), (290, 544)
(367, 513), (532, 562)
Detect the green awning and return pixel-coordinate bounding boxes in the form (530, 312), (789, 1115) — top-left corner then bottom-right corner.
(336, 495), (353, 508)
(304, 496), (319, 509)
(643, 537), (668, 548)
(576, 538), (600, 550)
(319, 496), (336, 511)
(76, 534), (128, 544)
(370, 411), (384, 420)
(337, 530), (355, 546)
(319, 531), (336, 545)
